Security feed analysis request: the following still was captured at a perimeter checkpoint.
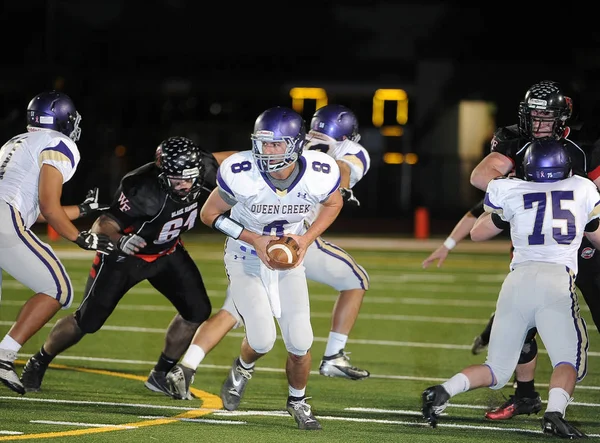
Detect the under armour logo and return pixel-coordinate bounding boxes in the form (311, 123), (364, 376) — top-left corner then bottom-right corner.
(297, 192), (307, 199)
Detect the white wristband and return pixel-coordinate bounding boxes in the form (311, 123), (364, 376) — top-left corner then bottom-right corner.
(443, 237), (456, 250)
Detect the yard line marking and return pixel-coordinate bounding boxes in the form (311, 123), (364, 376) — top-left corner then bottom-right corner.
(179, 418), (246, 425)
(31, 421), (136, 429)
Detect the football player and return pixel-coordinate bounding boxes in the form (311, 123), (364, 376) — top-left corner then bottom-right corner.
(179, 106), (342, 430)
(422, 140), (596, 439)
(165, 104), (371, 407)
(422, 80), (600, 420)
(20, 136), (236, 396)
(0, 90), (114, 395)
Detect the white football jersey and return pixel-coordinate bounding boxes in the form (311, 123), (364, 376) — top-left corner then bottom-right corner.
(303, 139), (370, 224)
(216, 150), (341, 249)
(0, 129), (80, 228)
(484, 175), (600, 273)
(305, 138), (370, 189)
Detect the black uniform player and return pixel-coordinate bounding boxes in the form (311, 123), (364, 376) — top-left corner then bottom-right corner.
(20, 137), (231, 396)
(468, 81), (600, 427)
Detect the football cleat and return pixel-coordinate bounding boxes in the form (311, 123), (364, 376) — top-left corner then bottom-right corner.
(542, 411), (588, 439)
(0, 350), (25, 395)
(21, 356), (49, 392)
(165, 364), (195, 400)
(421, 385), (450, 428)
(220, 358), (253, 411)
(485, 393), (542, 420)
(145, 369), (178, 398)
(471, 335), (488, 355)
(319, 349), (369, 380)
(287, 396), (322, 430)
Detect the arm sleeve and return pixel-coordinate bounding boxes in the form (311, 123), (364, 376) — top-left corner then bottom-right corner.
(491, 213), (510, 230)
(469, 199), (485, 217)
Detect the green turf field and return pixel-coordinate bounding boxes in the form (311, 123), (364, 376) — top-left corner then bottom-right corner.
(0, 234), (598, 442)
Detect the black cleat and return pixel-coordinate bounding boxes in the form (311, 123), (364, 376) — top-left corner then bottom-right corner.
(542, 411), (587, 439)
(21, 356), (49, 392)
(471, 335), (489, 355)
(421, 385), (450, 428)
(485, 393), (542, 420)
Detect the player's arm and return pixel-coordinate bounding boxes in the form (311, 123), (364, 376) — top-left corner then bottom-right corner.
(422, 201), (483, 269)
(37, 164), (80, 241)
(36, 187), (109, 223)
(584, 218), (600, 249)
(301, 187), (343, 247)
(336, 160), (352, 188)
(470, 152), (514, 191)
(470, 212), (506, 241)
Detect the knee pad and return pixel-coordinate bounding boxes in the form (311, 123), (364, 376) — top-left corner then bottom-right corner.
(282, 325), (313, 356)
(518, 337), (538, 365)
(284, 344), (308, 356)
(246, 327), (276, 355)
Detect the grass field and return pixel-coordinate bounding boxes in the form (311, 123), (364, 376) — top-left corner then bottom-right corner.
(1, 234), (599, 442)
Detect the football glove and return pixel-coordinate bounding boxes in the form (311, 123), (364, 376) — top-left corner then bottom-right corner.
(74, 231), (115, 255)
(340, 188), (360, 207)
(78, 187), (110, 218)
(117, 233), (146, 255)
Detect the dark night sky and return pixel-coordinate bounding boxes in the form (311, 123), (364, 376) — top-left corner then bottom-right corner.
(2, 1), (600, 223)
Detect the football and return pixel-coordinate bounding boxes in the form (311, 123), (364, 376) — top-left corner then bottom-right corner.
(266, 236), (300, 270)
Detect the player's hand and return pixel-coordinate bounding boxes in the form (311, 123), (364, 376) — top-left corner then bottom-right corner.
(78, 187), (110, 218)
(74, 231), (115, 255)
(117, 233), (147, 255)
(340, 188), (360, 207)
(422, 245), (450, 269)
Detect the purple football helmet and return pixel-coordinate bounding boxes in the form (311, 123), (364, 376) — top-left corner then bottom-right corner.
(523, 139), (571, 182)
(310, 104), (360, 142)
(155, 136), (205, 203)
(251, 107), (306, 172)
(26, 90), (82, 142)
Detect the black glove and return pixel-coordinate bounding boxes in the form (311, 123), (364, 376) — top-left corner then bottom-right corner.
(340, 188), (360, 207)
(74, 231), (115, 255)
(78, 187), (110, 218)
(117, 233), (146, 255)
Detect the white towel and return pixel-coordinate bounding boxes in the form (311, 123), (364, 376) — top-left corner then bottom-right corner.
(259, 261), (281, 318)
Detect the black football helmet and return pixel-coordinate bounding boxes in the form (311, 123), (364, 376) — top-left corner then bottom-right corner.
(518, 81), (572, 140)
(523, 139), (572, 182)
(26, 90), (82, 141)
(155, 136), (205, 203)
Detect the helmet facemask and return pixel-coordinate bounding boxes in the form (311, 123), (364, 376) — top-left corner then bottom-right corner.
(518, 82), (572, 140)
(155, 137), (205, 203)
(250, 107), (307, 173)
(251, 133), (302, 173)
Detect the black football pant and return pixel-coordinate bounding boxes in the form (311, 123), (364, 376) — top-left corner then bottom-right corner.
(75, 243), (212, 334)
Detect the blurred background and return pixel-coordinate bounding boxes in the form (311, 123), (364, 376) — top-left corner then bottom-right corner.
(2, 1), (600, 235)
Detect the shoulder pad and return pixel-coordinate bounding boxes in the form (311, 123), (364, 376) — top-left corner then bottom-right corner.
(492, 125), (520, 143)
